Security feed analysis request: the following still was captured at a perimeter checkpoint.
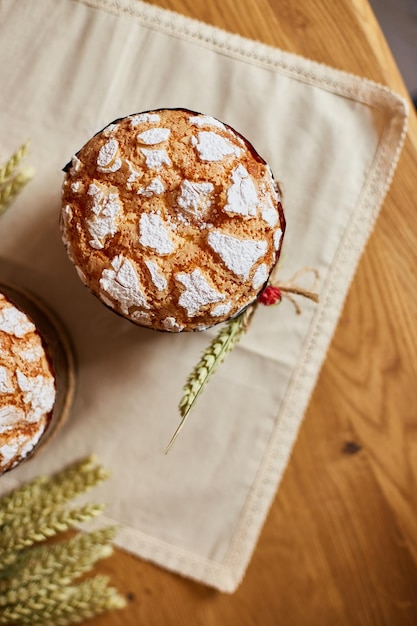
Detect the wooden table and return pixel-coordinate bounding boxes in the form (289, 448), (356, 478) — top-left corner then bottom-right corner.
(91, 1), (417, 624)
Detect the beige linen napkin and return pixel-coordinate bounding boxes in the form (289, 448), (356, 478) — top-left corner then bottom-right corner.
(0, 0), (408, 592)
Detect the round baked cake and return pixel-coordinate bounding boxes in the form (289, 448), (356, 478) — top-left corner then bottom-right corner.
(61, 108), (285, 332)
(0, 287), (75, 475)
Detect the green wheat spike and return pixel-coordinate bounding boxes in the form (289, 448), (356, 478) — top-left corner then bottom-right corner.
(0, 575), (126, 625)
(0, 141), (34, 216)
(0, 477), (50, 526)
(0, 457), (126, 625)
(165, 306), (256, 453)
(0, 456), (108, 526)
(28, 458), (109, 515)
(0, 168), (34, 215)
(0, 527), (117, 594)
(0, 503), (104, 555)
(0, 142), (30, 185)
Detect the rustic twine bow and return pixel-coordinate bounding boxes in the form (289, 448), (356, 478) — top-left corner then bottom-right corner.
(258, 267), (320, 312)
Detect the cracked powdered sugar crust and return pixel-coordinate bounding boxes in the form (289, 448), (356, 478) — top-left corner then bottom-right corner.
(137, 128), (170, 145)
(162, 317), (184, 332)
(70, 155), (82, 175)
(145, 260), (167, 291)
(176, 269), (225, 317)
(0, 305), (35, 338)
(208, 231), (267, 279)
(274, 228), (283, 250)
(1, 427), (44, 467)
(261, 194), (279, 227)
(191, 131), (241, 162)
(211, 302), (232, 317)
(130, 113), (161, 126)
(0, 406), (25, 435)
(139, 213), (175, 255)
(103, 123), (119, 135)
(16, 370), (56, 422)
(127, 161), (141, 185)
(224, 165), (258, 217)
(100, 255), (148, 315)
(97, 139), (121, 173)
(131, 311), (151, 325)
(97, 139), (118, 166)
(13, 344), (44, 362)
(252, 264), (269, 289)
(1, 436), (24, 465)
(177, 180), (214, 217)
(189, 115), (227, 131)
(138, 177), (165, 197)
(61, 205), (73, 246)
(98, 159), (122, 173)
(0, 365), (14, 393)
(87, 184), (121, 249)
(141, 148), (171, 169)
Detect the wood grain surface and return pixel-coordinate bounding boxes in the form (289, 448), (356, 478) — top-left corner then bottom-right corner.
(86, 1), (417, 624)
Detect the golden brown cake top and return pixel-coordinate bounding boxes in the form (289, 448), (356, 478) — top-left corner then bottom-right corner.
(0, 293), (56, 474)
(61, 109), (285, 331)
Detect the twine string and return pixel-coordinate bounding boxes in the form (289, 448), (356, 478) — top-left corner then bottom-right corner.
(278, 268), (320, 313)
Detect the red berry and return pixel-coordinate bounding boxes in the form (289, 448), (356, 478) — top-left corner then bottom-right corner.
(258, 285), (282, 305)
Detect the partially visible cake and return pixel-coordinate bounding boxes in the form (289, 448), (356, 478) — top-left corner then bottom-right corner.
(0, 285), (74, 474)
(61, 108), (285, 332)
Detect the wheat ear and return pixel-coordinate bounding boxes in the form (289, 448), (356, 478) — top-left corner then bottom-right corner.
(165, 306), (256, 452)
